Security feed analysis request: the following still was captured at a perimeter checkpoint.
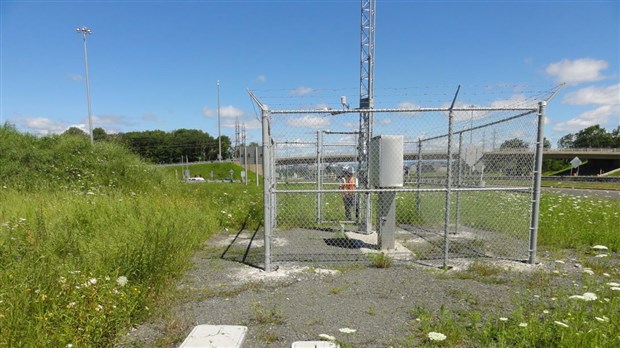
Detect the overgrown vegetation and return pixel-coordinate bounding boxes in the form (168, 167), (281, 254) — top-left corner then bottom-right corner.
(0, 125), (262, 347)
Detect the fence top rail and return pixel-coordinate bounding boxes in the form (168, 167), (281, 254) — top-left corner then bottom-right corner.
(268, 106), (538, 115)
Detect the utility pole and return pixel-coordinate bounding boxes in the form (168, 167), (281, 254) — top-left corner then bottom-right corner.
(357, 0), (376, 234)
(76, 26), (94, 145)
(217, 80), (222, 161)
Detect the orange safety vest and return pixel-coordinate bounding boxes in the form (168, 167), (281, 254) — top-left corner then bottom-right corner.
(341, 176), (355, 196)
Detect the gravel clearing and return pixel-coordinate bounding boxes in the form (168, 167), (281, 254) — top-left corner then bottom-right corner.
(117, 235), (603, 348)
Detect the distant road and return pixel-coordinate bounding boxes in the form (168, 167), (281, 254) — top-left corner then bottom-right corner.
(543, 187), (620, 200)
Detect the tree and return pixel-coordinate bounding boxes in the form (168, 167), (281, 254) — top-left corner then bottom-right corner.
(63, 127), (87, 137)
(499, 138), (529, 150)
(573, 125), (613, 148)
(557, 133), (574, 149)
(93, 127), (108, 141)
(543, 137), (551, 149)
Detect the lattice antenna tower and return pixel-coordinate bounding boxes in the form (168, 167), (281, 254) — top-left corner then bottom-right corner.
(234, 117), (241, 158)
(357, 0), (376, 233)
(358, 0), (376, 155)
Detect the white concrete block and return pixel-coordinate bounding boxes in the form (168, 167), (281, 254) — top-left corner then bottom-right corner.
(179, 325), (247, 348)
(291, 341), (339, 348)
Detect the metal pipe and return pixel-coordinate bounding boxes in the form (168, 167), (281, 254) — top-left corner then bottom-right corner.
(528, 101), (546, 264)
(217, 81), (222, 161)
(261, 108), (272, 272)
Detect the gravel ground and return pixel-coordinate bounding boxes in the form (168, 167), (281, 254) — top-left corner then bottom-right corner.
(115, 189), (619, 348)
(117, 234), (597, 348)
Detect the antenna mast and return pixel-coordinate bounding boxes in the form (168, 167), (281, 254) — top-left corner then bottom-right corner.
(358, 0), (375, 233)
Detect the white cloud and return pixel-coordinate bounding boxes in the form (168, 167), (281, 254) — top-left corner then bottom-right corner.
(563, 84), (620, 106)
(290, 86), (313, 96)
(287, 115), (330, 128)
(17, 117), (67, 135)
(67, 73), (83, 81)
(553, 83), (620, 133)
(553, 104), (619, 132)
(202, 105), (245, 118)
(257, 75), (266, 82)
(545, 58), (608, 85)
(93, 114), (135, 127)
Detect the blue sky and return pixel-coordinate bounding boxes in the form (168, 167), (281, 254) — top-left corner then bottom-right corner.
(1, 0), (618, 147)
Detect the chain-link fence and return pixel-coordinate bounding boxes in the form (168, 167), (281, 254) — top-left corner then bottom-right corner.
(248, 85), (561, 270)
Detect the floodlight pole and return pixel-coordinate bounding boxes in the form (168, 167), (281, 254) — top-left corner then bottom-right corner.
(77, 26), (94, 145)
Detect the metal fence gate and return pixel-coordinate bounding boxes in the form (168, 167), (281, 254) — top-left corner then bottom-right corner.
(249, 85), (562, 271)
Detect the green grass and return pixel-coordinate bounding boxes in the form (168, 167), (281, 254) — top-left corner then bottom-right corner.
(402, 260), (620, 347)
(161, 162), (260, 183)
(0, 125), (262, 347)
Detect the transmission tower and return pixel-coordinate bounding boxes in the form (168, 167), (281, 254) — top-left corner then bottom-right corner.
(234, 117), (241, 158)
(357, 0), (375, 233)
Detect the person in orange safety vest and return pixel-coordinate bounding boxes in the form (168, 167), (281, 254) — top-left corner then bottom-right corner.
(340, 169), (358, 221)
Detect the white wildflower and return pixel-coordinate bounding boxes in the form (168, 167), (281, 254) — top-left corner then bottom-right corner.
(583, 269), (594, 275)
(89, 278), (97, 285)
(428, 332), (447, 341)
(116, 276), (128, 287)
(318, 334), (335, 341)
(554, 260), (565, 264)
(519, 322), (528, 327)
(595, 254), (608, 258)
(499, 317), (508, 321)
(582, 292), (597, 301)
(591, 245), (608, 250)
(603, 273), (611, 277)
(595, 316), (609, 322)
(554, 321), (569, 328)
(610, 287), (620, 291)
(339, 328), (356, 334)
(543, 310), (550, 314)
(606, 282), (620, 287)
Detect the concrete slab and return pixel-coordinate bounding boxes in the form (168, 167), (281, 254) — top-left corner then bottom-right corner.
(179, 325), (247, 348)
(291, 341), (339, 348)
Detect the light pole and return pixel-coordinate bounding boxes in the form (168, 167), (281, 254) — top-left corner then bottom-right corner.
(469, 105), (475, 144)
(217, 80), (222, 161)
(76, 26), (93, 144)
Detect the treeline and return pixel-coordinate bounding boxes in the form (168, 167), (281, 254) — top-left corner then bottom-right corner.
(65, 127), (232, 164)
(557, 125), (620, 149)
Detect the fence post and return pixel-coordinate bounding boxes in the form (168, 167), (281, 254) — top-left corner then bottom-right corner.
(262, 107), (273, 272)
(443, 109), (454, 269)
(454, 132), (464, 234)
(416, 139), (422, 216)
(317, 130), (323, 223)
(443, 86), (460, 269)
(529, 101), (546, 264)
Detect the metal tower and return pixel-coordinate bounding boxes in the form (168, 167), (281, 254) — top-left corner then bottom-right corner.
(357, 0), (376, 233)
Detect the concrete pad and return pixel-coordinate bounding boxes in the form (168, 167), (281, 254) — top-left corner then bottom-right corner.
(179, 325), (247, 348)
(292, 341), (339, 348)
(345, 230), (413, 260)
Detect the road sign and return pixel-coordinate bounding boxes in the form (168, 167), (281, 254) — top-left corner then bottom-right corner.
(570, 157), (582, 168)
